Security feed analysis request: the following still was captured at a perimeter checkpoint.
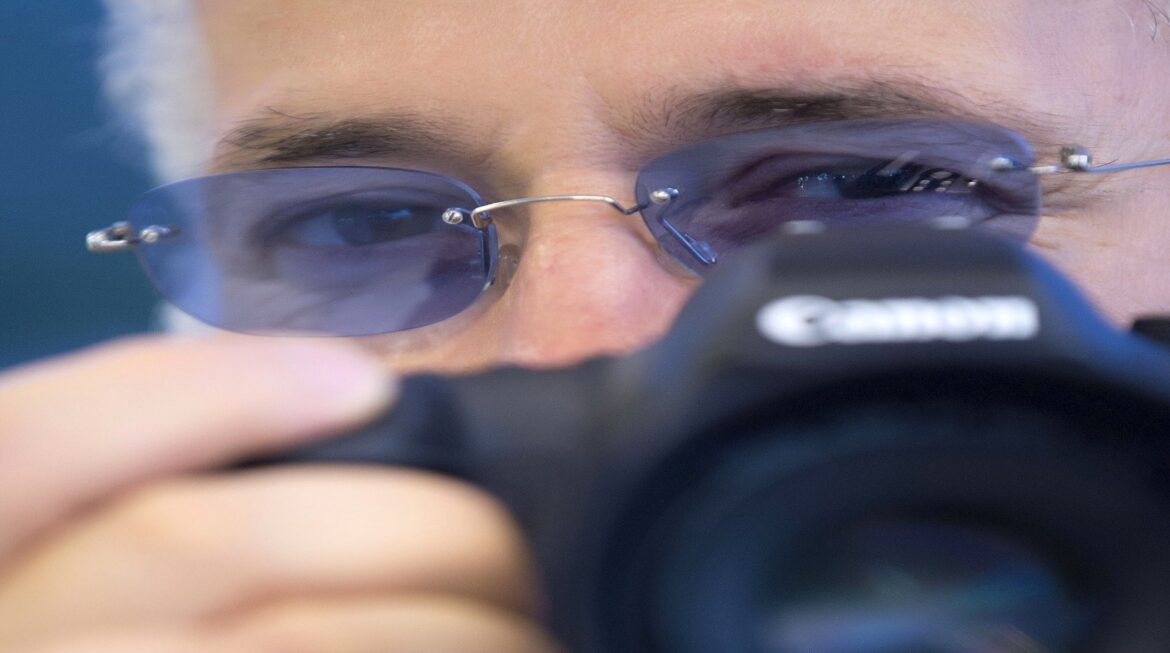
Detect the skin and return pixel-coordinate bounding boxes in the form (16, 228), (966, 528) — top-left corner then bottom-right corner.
(1, 1), (1167, 651)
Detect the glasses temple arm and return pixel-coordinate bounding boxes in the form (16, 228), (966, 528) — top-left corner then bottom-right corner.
(86, 222), (179, 253)
(1015, 146), (1170, 175)
(1076, 157), (1170, 173)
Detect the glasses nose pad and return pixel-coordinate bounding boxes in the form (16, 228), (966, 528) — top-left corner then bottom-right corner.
(495, 242), (523, 289)
(678, 232), (719, 266)
(651, 214), (719, 277)
(653, 233), (705, 278)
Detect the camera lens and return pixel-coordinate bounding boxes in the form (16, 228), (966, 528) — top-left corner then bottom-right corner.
(761, 517), (1090, 653)
(609, 396), (1170, 653)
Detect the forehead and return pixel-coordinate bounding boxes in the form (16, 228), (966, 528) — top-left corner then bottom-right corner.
(194, 1), (1141, 170)
(200, 2), (1032, 104)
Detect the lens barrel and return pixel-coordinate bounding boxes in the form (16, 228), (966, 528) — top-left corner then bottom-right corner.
(596, 381), (1170, 653)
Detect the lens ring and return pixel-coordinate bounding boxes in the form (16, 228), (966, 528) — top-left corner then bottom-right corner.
(591, 391), (1170, 653)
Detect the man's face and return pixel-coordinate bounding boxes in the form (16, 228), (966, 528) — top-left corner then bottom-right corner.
(193, 0), (1170, 373)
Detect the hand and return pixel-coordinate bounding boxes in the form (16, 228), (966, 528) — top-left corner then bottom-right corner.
(0, 336), (560, 653)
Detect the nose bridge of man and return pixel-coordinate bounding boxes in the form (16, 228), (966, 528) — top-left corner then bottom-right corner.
(485, 193), (700, 365)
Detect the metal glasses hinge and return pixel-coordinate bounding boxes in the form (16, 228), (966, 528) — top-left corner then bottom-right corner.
(991, 146), (1170, 175)
(1058, 146), (1093, 171)
(989, 147), (1092, 175)
(86, 222), (179, 253)
(649, 187), (679, 205)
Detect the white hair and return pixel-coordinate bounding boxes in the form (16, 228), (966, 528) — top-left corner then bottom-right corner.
(100, 0), (214, 181)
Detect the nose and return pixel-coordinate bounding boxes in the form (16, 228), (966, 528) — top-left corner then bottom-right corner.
(492, 193), (699, 368)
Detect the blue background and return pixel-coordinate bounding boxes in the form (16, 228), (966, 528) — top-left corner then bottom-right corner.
(1, 1), (157, 369)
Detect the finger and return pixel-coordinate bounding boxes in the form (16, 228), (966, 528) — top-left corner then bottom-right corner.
(13, 630), (231, 653)
(15, 595), (563, 653)
(214, 594), (563, 653)
(0, 468), (539, 648)
(0, 335), (394, 560)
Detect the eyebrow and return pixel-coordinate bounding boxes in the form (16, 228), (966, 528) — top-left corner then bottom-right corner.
(214, 108), (484, 169)
(616, 78), (1068, 155)
(215, 77), (1071, 170)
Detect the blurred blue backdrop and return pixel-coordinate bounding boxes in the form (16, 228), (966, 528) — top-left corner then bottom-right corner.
(1, 1), (156, 369)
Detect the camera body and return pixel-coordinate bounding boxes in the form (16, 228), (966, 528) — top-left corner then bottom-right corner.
(260, 227), (1170, 652)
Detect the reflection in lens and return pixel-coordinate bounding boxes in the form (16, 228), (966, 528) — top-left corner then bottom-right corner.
(760, 518), (1092, 653)
(634, 120), (1042, 274)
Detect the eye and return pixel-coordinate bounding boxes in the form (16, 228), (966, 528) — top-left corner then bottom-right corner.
(266, 198), (450, 248)
(704, 154), (1002, 231)
(664, 154), (1018, 250)
(794, 164), (977, 199)
(635, 121), (1044, 270)
(730, 157), (980, 205)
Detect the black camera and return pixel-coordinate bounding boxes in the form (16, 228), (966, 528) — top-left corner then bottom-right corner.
(258, 226), (1170, 653)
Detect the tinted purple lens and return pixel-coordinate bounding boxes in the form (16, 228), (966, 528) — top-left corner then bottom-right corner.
(635, 119), (1041, 274)
(129, 167), (493, 336)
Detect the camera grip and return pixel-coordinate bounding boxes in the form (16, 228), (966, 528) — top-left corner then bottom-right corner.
(234, 363), (613, 569)
(238, 375), (475, 477)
